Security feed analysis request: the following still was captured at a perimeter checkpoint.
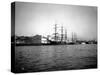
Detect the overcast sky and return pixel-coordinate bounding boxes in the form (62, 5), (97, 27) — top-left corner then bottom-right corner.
(15, 2), (97, 40)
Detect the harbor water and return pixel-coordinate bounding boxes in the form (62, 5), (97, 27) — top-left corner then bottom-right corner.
(15, 44), (97, 73)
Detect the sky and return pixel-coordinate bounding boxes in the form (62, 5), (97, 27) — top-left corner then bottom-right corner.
(15, 2), (97, 40)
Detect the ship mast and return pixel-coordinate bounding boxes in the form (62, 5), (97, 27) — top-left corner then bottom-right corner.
(65, 29), (67, 42)
(61, 26), (63, 42)
(54, 24), (57, 41)
(72, 32), (74, 42)
(72, 32), (77, 43)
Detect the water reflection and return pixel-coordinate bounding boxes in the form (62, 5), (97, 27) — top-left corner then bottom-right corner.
(15, 44), (97, 73)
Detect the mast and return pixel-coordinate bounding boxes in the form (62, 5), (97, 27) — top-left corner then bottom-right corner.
(72, 32), (77, 43)
(72, 32), (74, 42)
(65, 29), (67, 42)
(61, 26), (63, 42)
(54, 24), (57, 41)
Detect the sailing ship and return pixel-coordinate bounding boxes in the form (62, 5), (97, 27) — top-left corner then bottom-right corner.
(43, 23), (68, 45)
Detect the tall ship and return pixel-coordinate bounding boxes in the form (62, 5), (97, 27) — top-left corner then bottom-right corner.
(43, 23), (68, 45)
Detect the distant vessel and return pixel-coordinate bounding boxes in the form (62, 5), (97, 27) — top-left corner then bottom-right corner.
(43, 23), (68, 45)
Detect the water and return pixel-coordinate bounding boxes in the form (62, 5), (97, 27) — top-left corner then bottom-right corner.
(15, 44), (97, 73)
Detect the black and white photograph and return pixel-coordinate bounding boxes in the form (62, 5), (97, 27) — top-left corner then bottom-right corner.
(11, 2), (97, 73)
